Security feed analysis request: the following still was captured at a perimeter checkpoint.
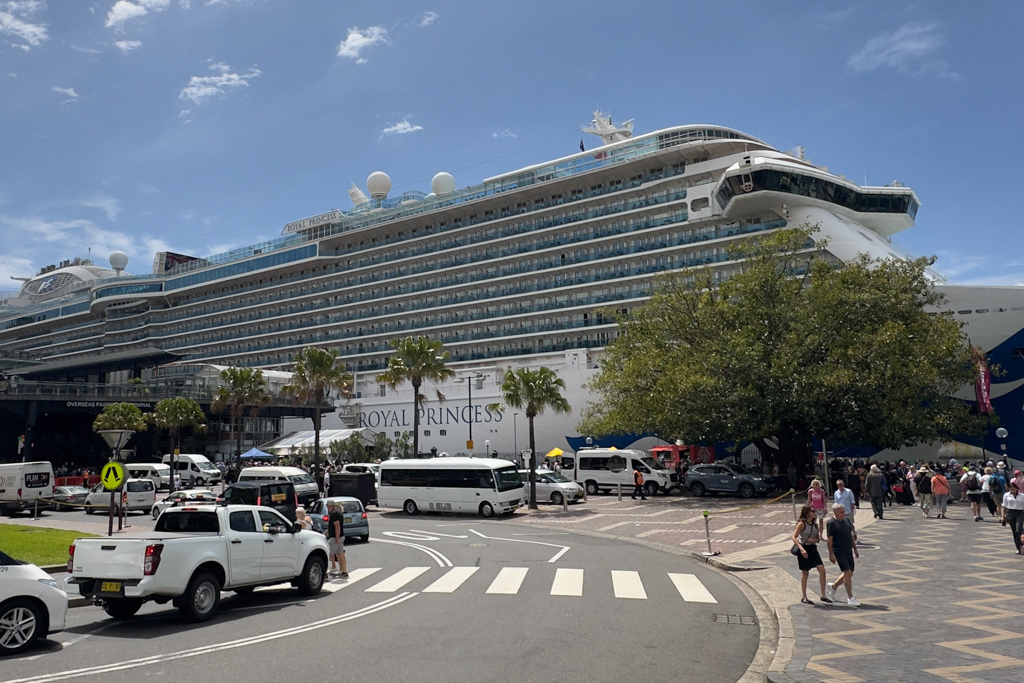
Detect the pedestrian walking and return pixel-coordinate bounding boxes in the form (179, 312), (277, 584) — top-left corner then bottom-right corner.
(1001, 481), (1024, 554)
(325, 500), (349, 579)
(981, 467), (998, 517)
(631, 465), (647, 500)
(1012, 470), (1024, 494)
(806, 479), (827, 535)
(916, 467), (933, 517)
(865, 465), (885, 520)
(834, 479), (856, 529)
(323, 467), (331, 497)
(931, 469), (950, 519)
(961, 466), (983, 521)
(991, 465), (1007, 517)
(848, 467), (863, 508)
(825, 503), (860, 607)
(792, 505), (832, 605)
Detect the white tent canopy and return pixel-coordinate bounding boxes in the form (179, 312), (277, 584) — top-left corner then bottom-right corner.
(260, 428), (376, 455)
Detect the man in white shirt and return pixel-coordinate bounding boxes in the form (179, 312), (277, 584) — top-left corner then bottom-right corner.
(961, 467), (983, 521)
(834, 480), (856, 529)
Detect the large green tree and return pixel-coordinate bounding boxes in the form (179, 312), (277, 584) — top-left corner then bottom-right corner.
(377, 337), (455, 458)
(151, 397), (207, 491)
(211, 367), (271, 473)
(493, 367), (571, 509)
(284, 346), (353, 481)
(580, 226), (992, 469)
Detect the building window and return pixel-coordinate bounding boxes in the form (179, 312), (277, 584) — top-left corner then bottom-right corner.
(378, 384), (386, 397)
(394, 431), (401, 437)
(423, 430), (431, 437)
(439, 430), (447, 436)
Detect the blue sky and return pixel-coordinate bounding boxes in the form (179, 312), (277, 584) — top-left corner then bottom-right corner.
(1, 1), (1022, 291)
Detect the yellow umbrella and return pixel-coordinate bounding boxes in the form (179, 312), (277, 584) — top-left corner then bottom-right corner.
(608, 446), (618, 450)
(545, 447), (564, 458)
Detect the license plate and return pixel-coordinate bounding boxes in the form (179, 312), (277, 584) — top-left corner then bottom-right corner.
(100, 581), (122, 592)
(343, 516), (353, 523)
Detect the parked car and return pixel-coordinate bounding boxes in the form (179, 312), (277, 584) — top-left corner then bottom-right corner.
(125, 463), (172, 490)
(306, 497), (370, 542)
(84, 478), (156, 515)
(220, 481), (298, 522)
(339, 463), (381, 485)
(0, 461), (54, 515)
(161, 454), (222, 487)
(52, 486), (90, 511)
(0, 549), (68, 656)
(517, 468), (585, 505)
(66, 505), (328, 622)
(684, 463), (777, 498)
(151, 489), (216, 520)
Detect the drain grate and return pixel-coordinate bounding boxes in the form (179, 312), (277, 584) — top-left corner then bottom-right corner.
(714, 614), (757, 626)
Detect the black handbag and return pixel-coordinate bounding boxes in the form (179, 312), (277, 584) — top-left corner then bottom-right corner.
(790, 543), (802, 556)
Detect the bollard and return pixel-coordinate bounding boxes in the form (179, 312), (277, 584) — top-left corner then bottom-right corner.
(790, 488), (797, 522)
(617, 483), (622, 501)
(33, 498), (38, 520)
(563, 492), (569, 513)
(583, 485), (588, 503)
(701, 510), (720, 557)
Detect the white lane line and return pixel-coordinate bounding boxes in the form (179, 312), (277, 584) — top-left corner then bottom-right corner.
(550, 568), (584, 597)
(322, 567), (381, 592)
(468, 528), (570, 563)
(56, 621), (117, 649)
(365, 567), (430, 593)
(422, 566), (479, 593)
(597, 521), (632, 532)
(410, 530), (469, 538)
(714, 524), (738, 534)
(0, 593), (416, 683)
(373, 538), (452, 567)
(668, 573), (718, 603)
(486, 567), (529, 595)
(611, 570), (647, 600)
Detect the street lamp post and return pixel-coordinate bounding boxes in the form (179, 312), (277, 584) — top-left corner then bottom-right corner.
(455, 373), (484, 454)
(485, 440), (490, 458)
(996, 427), (1008, 468)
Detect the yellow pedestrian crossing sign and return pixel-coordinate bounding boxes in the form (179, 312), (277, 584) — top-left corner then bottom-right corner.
(101, 461), (126, 491)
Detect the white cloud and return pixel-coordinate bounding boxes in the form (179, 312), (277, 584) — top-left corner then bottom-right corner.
(179, 62), (260, 106)
(71, 44), (102, 53)
(178, 108), (193, 123)
(419, 11), (437, 26)
(0, 2), (48, 49)
(337, 25), (387, 63)
(81, 196), (122, 221)
(0, 254), (34, 291)
(114, 39), (141, 53)
(379, 118), (423, 141)
(848, 22), (955, 77)
(492, 129), (516, 139)
(52, 85), (78, 102)
(105, 0), (170, 30)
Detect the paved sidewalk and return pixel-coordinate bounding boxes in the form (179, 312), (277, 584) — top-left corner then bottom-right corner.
(766, 501), (1024, 683)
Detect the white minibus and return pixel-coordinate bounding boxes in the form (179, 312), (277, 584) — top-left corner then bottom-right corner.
(161, 454), (222, 486)
(378, 457), (524, 517)
(237, 466), (319, 506)
(125, 463), (172, 490)
(560, 449), (676, 497)
(0, 461), (54, 515)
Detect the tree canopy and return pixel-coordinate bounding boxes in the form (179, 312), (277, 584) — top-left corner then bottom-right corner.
(212, 367), (271, 466)
(152, 397), (207, 492)
(285, 346), (353, 476)
(92, 402), (147, 432)
(377, 336), (455, 458)
(579, 226), (992, 467)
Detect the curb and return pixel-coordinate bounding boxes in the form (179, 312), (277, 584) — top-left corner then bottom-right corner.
(502, 517), (783, 682)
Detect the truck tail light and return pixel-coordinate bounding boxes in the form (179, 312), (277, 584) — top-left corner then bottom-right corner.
(294, 492), (299, 507)
(256, 495), (262, 506)
(144, 544), (164, 575)
(67, 543), (75, 573)
(17, 488), (22, 500)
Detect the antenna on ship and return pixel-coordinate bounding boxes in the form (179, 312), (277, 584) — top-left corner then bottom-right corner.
(582, 110), (633, 146)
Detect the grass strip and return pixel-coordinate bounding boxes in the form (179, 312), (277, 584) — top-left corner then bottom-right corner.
(0, 524), (98, 566)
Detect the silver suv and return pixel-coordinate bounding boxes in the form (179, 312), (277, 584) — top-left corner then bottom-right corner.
(684, 463), (776, 499)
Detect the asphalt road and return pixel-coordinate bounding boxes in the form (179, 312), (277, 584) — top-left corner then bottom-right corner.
(2, 512), (759, 683)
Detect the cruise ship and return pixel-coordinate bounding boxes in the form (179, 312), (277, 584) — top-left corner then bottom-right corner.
(2, 112), (1022, 462)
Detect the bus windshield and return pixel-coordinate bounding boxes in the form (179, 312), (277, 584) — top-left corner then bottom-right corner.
(494, 467), (523, 492)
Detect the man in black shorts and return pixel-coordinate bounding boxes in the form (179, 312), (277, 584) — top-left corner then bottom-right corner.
(826, 503), (860, 606)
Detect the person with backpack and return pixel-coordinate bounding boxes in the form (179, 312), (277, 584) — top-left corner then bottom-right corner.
(961, 466), (983, 521)
(981, 467), (999, 517)
(915, 467), (933, 517)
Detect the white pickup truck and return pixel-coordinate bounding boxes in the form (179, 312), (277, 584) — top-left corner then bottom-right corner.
(66, 504), (329, 622)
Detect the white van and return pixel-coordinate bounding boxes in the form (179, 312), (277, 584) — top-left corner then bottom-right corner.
(125, 463), (172, 490)
(237, 466), (318, 506)
(560, 449), (676, 497)
(84, 478), (156, 514)
(378, 457), (524, 517)
(0, 461), (55, 515)
(161, 454), (222, 486)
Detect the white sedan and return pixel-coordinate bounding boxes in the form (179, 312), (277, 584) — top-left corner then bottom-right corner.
(0, 550), (68, 656)
(151, 489), (216, 519)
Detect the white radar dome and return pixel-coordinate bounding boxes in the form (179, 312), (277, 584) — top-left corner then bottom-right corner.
(109, 251), (129, 273)
(366, 171), (392, 200)
(431, 172), (456, 195)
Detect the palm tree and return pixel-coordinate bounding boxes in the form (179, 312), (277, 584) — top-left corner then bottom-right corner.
(377, 337), (455, 458)
(211, 367), (271, 475)
(494, 367), (571, 509)
(92, 402), (148, 433)
(151, 398), (207, 492)
(284, 346), (353, 482)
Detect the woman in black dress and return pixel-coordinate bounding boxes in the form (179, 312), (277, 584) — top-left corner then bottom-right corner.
(895, 461), (916, 505)
(793, 505), (832, 605)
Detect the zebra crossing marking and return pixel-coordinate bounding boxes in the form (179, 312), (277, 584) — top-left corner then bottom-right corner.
(422, 567), (479, 593)
(486, 567), (529, 594)
(669, 573), (718, 603)
(550, 568), (584, 596)
(365, 567), (430, 592)
(322, 567), (382, 592)
(611, 570), (647, 599)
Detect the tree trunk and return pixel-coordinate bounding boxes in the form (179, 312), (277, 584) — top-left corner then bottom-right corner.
(412, 379), (421, 458)
(528, 412), (537, 510)
(313, 399), (322, 489)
